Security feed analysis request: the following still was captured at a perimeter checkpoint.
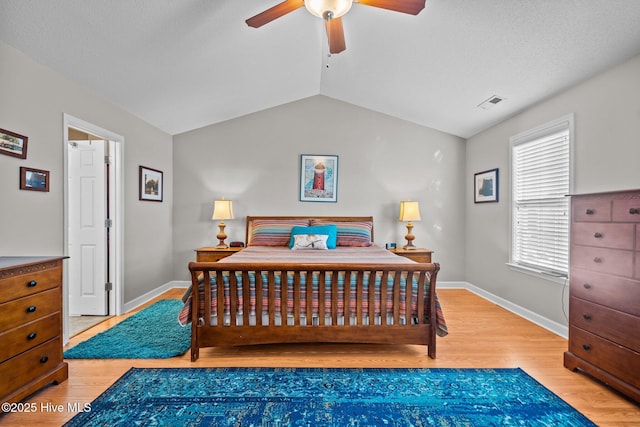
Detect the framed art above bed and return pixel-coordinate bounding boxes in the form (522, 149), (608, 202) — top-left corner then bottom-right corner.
(299, 154), (338, 202)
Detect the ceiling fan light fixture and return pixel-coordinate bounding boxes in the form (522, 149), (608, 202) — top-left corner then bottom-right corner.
(305, 0), (353, 19)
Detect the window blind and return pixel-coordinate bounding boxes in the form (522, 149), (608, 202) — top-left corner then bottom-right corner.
(511, 122), (571, 277)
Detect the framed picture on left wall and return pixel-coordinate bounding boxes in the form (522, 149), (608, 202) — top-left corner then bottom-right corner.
(0, 128), (28, 159)
(139, 165), (163, 202)
(20, 167), (49, 192)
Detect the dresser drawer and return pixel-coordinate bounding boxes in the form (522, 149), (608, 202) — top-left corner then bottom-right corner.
(570, 268), (640, 316)
(0, 313), (61, 362)
(569, 326), (640, 389)
(0, 337), (63, 398)
(572, 222), (634, 250)
(0, 263), (61, 304)
(0, 288), (60, 331)
(570, 297), (640, 352)
(573, 198), (611, 222)
(613, 198), (640, 222)
(570, 245), (633, 277)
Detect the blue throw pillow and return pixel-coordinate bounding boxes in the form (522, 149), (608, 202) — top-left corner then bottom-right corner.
(289, 225), (337, 249)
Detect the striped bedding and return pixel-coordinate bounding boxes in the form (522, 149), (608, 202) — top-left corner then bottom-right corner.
(179, 246), (448, 336)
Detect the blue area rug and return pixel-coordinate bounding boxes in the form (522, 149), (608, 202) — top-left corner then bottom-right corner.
(64, 299), (190, 359)
(64, 367), (595, 426)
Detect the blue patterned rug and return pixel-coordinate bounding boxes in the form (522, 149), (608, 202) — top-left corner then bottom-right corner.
(64, 367), (595, 426)
(64, 300), (190, 359)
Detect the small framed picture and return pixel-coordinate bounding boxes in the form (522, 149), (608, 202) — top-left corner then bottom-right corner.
(0, 128), (28, 159)
(139, 165), (163, 202)
(474, 168), (499, 203)
(20, 167), (49, 192)
(300, 154), (338, 202)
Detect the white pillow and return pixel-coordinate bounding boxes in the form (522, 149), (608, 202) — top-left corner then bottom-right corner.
(291, 234), (329, 250)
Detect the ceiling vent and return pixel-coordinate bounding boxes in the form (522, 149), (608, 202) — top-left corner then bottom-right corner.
(478, 95), (506, 110)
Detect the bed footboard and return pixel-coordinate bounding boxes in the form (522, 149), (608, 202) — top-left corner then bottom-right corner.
(187, 262), (441, 361)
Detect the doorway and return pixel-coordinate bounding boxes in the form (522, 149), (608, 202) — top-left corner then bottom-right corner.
(63, 114), (124, 343)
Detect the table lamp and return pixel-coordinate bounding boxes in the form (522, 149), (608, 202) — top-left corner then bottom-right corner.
(399, 200), (421, 249)
(212, 197), (234, 248)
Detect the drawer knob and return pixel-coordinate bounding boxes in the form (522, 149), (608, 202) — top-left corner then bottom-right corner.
(593, 232), (603, 238)
(40, 356), (49, 364)
(582, 313), (591, 320)
(26, 305), (37, 313)
(28, 280), (37, 287)
(27, 332), (37, 340)
(583, 283), (592, 289)
(630, 208), (640, 215)
(585, 209), (595, 215)
(593, 257), (602, 263)
(582, 344), (591, 351)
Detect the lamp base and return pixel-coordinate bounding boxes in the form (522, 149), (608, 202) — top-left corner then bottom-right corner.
(403, 222), (416, 250)
(216, 221), (228, 249)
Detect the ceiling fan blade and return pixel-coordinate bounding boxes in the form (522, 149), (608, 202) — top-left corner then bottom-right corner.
(324, 16), (346, 54)
(246, 0), (305, 28)
(356, 0), (426, 15)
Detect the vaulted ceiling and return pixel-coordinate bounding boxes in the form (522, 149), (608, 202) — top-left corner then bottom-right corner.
(2, 0), (640, 138)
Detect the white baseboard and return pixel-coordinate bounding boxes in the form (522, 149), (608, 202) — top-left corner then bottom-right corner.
(124, 279), (568, 339)
(123, 280), (190, 313)
(440, 281), (568, 339)
(436, 281), (469, 289)
(171, 280), (191, 288)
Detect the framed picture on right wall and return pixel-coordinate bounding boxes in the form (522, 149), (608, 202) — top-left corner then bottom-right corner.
(474, 168), (499, 203)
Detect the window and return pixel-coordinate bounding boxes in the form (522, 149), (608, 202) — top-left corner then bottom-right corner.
(509, 114), (573, 278)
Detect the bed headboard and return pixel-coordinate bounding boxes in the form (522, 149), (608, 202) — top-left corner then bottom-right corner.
(245, 216), (374, 246)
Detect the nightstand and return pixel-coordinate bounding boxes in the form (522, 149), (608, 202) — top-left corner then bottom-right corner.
(195, 247), (243, 262)
(389, 248), (433, 263)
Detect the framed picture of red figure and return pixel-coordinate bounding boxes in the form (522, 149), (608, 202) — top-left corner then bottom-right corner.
(299, 154), (338, 202)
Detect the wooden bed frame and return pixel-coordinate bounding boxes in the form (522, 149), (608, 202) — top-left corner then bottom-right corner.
(187, 216), (441, 361)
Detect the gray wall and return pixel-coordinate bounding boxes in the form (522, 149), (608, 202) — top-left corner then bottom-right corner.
(465, 54), (640, 325)
(0, 41), (174, 303)
(173, 96), (467, 281)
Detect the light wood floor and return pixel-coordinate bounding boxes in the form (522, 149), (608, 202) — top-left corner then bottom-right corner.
(3, 288), (639, 426)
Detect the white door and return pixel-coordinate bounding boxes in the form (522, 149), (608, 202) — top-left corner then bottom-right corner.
(68, 139), (107, 315)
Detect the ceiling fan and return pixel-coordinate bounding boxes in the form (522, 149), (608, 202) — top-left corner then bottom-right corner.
(246, 0), (426, 54)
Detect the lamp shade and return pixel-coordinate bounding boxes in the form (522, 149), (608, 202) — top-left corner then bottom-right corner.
(305, 0), (353, 18)
(399, 200), (421, 222)
(212, 198), (234, 220)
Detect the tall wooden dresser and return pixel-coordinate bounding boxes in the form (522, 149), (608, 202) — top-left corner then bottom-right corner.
(564, 189), (640, 402)
(0, 257), (68, 403)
